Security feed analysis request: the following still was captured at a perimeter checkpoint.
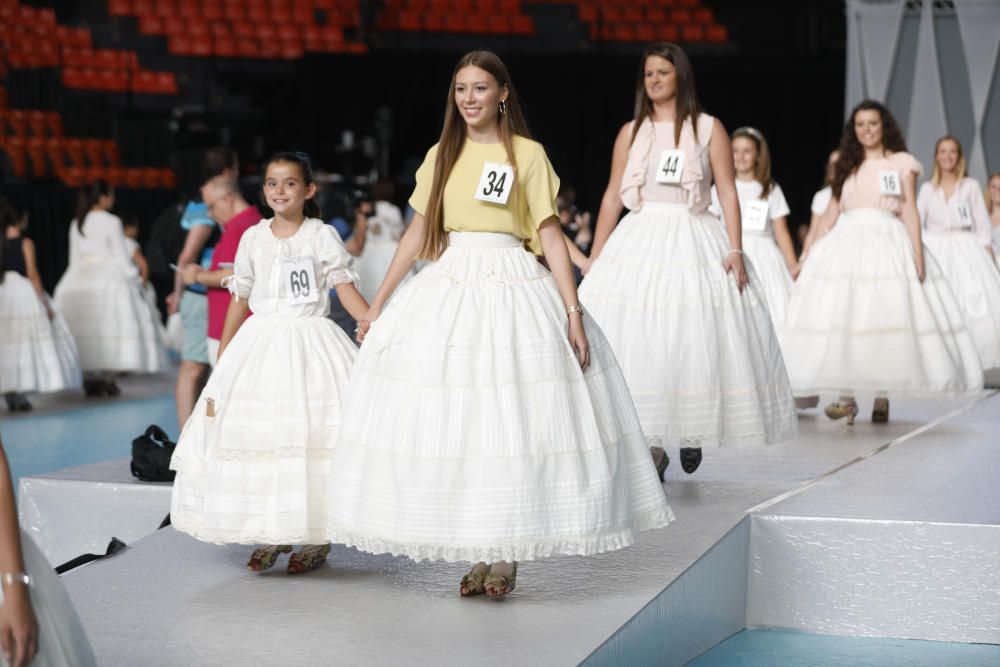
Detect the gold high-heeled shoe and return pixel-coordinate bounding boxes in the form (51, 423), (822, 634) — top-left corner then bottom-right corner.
(460, 562), (489, 597)
(824, 400), (859, 426)
(484, 562), (518, 600)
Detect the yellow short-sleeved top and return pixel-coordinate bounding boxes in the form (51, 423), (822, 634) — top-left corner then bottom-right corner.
(408, 135), (560, 254)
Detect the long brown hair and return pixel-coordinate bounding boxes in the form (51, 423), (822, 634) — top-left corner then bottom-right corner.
(831, 100), (907, 199)
(630, 42), (702, 147)
(930, 135), (967, 186)
(418, 51), (532, 260)
(732, 126), (774, 198)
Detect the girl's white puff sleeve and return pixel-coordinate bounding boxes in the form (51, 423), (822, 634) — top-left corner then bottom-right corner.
(223, 225), (256, 301)
(316, 222), (361, 289)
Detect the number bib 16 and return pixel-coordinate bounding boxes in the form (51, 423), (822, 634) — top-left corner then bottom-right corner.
(878, 170), (902, 196)
(742, 199), (770, 232)
(953, 202), (973, 230)
(475, 162), (514, 205)
(280, 257), (319, 305)
(655, 149), (685, 184)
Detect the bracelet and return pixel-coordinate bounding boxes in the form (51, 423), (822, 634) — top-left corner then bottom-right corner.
(566, 304), (584, 316)
(1, 572), (30, 589)
(727, 249), (744, 256)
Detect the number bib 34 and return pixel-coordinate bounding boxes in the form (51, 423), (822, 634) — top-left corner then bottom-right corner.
(475, 162), (514, 205)
(280, 257), (319, 305)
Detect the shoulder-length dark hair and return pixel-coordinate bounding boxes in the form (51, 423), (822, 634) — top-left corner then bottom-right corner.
(260, 151), (321, 219)
(631, 42), (702, 147)
(831, 100), (907, 199)
(75, 180), (113, 235)
(418, 50), (532, 261)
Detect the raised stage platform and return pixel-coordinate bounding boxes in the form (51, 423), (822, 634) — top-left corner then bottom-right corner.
(59, 392), (1000, 665)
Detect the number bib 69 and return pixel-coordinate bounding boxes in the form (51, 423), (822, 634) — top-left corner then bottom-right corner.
(475, 162), (514, 205)
(280, 257), (319, 305)
(655, 149), (685, 185)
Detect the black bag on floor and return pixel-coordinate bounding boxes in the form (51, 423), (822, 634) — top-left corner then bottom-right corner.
(131, 425), (176, 482)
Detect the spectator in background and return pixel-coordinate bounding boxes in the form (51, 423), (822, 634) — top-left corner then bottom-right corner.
(556, 186), (592, 283)
(355, 178), (410, 302)
(167, 148), (237, 427)
(323, 187), (368, 338)
(182, 175), (259, 366)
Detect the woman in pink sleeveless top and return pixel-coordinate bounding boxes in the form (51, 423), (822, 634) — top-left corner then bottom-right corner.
(577, 42), (796, 476)
(780, 101), (982, 424)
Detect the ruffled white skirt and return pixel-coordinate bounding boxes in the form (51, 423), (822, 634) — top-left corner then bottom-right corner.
(53, 257), (167, 373)
(170, 314), (358, 545)
(0, 271), (81, 393)
(779, 209), (983, 396)
(325, 232), (673, 563)
(578, 203), (797, 449)
(742, 232), (793, 326)
(922, 230), (1000, 370)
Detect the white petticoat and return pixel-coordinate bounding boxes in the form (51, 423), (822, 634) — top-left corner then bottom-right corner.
(325, 231), (673, 563)
(578, 202), (797, 449)
(922, 230), (1000, 370)
(779, 209), (983, 396)
(0, 271), (81, 393)
(742, 232), (793, 326)
(170, 314), (357, 545)
(53, 257), (167, 373)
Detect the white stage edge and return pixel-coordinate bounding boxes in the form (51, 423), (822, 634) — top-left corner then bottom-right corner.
(59, 393), (1000, 665)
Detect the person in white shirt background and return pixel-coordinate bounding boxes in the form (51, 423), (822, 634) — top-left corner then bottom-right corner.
(710, 126), (797, 324)
(987, 172), (1000, 262)
(916, 136), (1000, 371)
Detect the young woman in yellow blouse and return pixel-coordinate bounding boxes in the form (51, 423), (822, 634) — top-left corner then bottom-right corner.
(325, 51), (672, 599)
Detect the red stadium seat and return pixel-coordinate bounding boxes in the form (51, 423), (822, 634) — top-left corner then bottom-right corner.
(109, 0), (132, 17)
(681, 24), (703, 42)
(706, 24), (728, 43)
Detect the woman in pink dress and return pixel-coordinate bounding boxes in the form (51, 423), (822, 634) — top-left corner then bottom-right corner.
(780, 101), (982, 424)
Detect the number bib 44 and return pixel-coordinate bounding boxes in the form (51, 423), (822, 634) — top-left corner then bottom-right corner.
(655, 149), (685, 185)
(280, 257), (319, 305)
(475, 162), (514, 205)
(878, 170), (902, 196)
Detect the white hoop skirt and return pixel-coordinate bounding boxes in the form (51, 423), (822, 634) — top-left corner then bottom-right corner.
(922, 230), (1000, 370)
(53, 258), (167, 373)
(170, 315), (358, 545)
(778, 209), (983, 396)
(0, 271), (81, 394)
(578, 203), (797, 449)
(325, 232), (673, 563)
(742, 232), (793, 326)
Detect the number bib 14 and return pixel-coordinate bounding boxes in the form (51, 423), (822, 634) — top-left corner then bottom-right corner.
(742, 199), (770, 232)
(280, 257), (319, 305)
(655, 149), (685, 185)
(953, 202), (973, 230)
(878, 170), (902, 196)
(475, 162), (514, 205)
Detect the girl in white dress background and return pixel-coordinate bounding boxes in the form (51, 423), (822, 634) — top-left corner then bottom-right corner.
(917, 136), (1000, 371)
(170, 152), (369, 575)
(577, 42), (796, 475)
(53, 182), (167, 397)
(780, 101), (982, 425)
(0, 201), (81, 412)
(987, 172), (1000, 264)
(325, 51), (672, 599)
(709, 126), (798, 324)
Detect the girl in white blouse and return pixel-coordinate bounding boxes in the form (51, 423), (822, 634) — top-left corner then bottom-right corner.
(917, 136), (1000, 370)
(170, 152), (369, 575)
